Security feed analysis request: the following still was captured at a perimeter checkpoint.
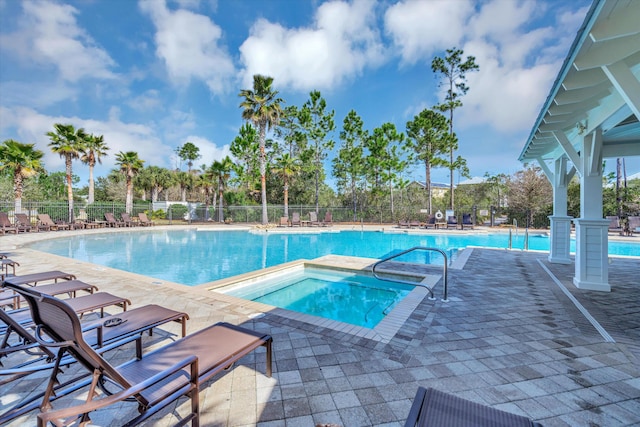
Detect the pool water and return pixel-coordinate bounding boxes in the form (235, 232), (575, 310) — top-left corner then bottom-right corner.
(27, 229), (640, 286)
(219, 268), (414, 328)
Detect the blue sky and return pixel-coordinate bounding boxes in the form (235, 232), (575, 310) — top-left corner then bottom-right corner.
(3, 0), (634, 189)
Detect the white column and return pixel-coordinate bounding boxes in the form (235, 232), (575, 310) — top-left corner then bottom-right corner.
(573, 129), (610, 291)
(548, 157), (572, 264)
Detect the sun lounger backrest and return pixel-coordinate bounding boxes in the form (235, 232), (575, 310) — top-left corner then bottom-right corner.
(38, 213), (55, 226)
(0, 212), (14, 227)
(4, 282), (132, 389)
(310, 212), (318, 222)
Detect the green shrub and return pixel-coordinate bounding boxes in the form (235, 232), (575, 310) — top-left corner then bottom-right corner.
(167, 204), (188, 220)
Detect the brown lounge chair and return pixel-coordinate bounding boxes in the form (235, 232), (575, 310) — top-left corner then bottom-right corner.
(104, 212), (124, 227)
(138, 212), (155, 226)
(1, 278), (95, 310)
(290, 211), (301, 227)
(278, 216), (289, 227)
(322, 211), (333, 226)
(404, 387), (543, 427)
(5, 270), (76, 286)
(0, 212), (19, 234)
(120, 212), (136, 227)
(37, 213), (71, 231)
(1, 301), (188, 377)
(14, 213), (34, 233)
(309, 211), (321, 226)
(3, 282), (272, 427)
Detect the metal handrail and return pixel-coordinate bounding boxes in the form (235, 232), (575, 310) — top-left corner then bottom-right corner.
(371, 246), (449, 302)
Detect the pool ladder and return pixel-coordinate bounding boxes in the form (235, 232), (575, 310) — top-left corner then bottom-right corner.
(371, 247), (449, 302)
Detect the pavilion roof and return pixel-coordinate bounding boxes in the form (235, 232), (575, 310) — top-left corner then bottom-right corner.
(519, 0), (640, 166)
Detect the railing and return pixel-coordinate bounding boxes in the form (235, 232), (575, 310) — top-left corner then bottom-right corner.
(371, 246), (449, 302)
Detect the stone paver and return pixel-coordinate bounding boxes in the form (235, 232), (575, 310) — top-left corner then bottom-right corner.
(1, 226), (639, 426)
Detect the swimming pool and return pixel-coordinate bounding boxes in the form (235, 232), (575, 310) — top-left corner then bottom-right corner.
(219, 267), (414, 328)
(27, 229), (640, 286)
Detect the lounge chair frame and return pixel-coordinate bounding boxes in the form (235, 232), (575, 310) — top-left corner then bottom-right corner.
(3, 282), (271, 426)
(405, 387), (542, 427)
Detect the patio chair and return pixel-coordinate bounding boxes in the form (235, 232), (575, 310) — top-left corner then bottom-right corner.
(3, 283), (271, 426)
(0, 212), (20, 234)
(14, 213), (34, 233)
(0, 299), (188, 380)
(138, 212), (155, 226)
(104, 212), (124, 227)
(309, 211), (321, 226)
(278, 216), (289, 227)
(37, 213), (71, 231)
(404, 387), (543, 427)
(424, 215), (436, 229)
(322, 211), (333, 226)
(120, 212), (136, 227)
(446, 215), (458, 229)
(291, 212), (301, 227)
(461, 213), (474, 230)
(398, 219), (409, 228)
(409, 219), (421, 228)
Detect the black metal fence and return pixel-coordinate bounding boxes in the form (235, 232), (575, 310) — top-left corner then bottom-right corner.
(0, 201), (552, 229)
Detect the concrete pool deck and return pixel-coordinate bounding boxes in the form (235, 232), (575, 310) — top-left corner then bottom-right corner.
(1, 225), (639, 426)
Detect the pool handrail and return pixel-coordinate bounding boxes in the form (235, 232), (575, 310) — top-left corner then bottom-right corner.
(371, 246), (449, 302)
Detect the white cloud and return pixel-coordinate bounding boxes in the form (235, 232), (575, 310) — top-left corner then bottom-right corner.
(0, 0), (116, 82)
(139, 0), (235, 94)
(0, 106), (172, 179)
(239, 0), (385, 91)
(384, 0), (475, 64)
(389, 0), (587, 135)
(184, 135), (230, 166)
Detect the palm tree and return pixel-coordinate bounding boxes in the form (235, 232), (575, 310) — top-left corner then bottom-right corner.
(115, 151), (144, 214)
(210, 156), (234, 222)
(80, 133), (109, 203)
(174, 171), (194, 202)
(0, 139), (44, 214)
(272, 153), (300, 219)
(196, 169), (215, 220)
(47, 123), (87, 221)
(239, 74), (284, 224)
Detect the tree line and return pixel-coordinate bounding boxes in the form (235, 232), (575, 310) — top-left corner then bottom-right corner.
(2, 46), (638, 225)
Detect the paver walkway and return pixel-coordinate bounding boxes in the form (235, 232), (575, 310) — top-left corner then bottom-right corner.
(1, 227), (639, 426)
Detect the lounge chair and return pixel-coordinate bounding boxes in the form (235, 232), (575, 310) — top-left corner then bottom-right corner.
(409, 219), (421, 228)
(461, 213), (474, 229)
(278, 216), (289, 227)
(446, 215), (458, 229)
(398, 219), (409, 228)
(291, 212), (301, 227)
(309, 211), (321, 226)
(0, 294), (188, 398)
(607, 215), (621, 232)
(5, 270), (76, 286)
(424, 215), (436, 229)
(121, 212), (136, 227)
(3, 283), (271, 426)
(14, 213), (34, 233)
(1, 278), (96, 310)
(37, 213), (71, 231)
(138, 212), (155, 226)
(628, 216), (640, 235)
(405, 387), (543, 427)
(104, 212), (124, 227)
(0, 212), (20, 234)
(322, 211), (333, 226)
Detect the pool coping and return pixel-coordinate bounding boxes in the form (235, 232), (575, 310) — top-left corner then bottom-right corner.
(196, 254), (458, 344)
